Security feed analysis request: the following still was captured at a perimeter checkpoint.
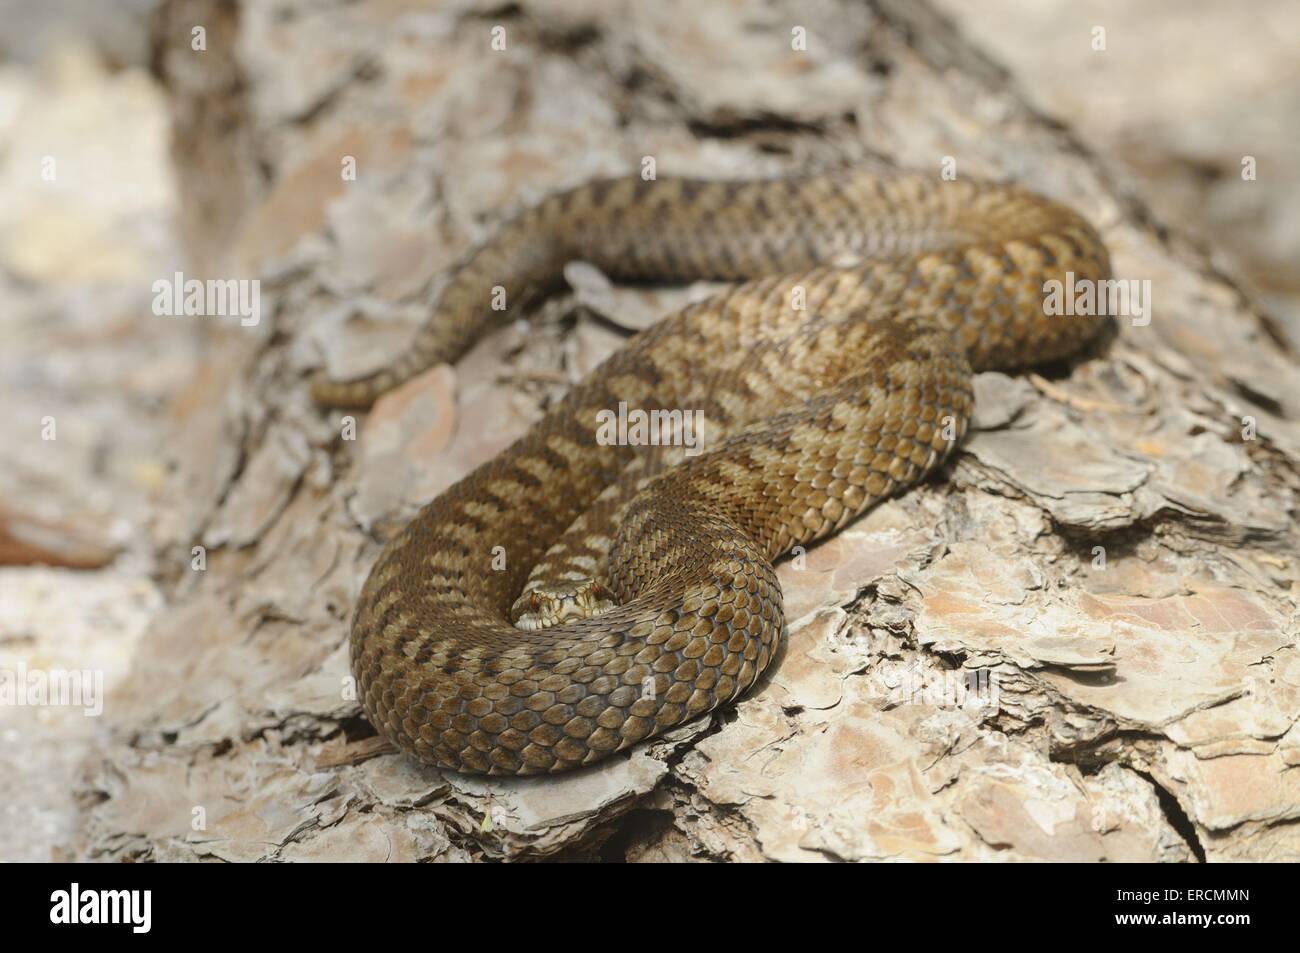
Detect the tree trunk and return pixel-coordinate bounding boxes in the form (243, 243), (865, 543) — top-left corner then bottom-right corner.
(78, 0), (1300, 862)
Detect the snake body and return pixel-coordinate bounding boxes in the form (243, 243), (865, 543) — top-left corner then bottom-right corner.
(312, 170), (1111, 776)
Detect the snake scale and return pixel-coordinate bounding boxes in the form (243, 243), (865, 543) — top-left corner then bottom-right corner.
(311, 169), (1111, 776)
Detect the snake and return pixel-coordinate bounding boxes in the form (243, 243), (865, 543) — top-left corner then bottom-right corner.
(311, 169), (1111, 776)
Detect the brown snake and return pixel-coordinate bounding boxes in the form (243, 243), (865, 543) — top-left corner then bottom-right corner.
(311, 170), (1111, 776)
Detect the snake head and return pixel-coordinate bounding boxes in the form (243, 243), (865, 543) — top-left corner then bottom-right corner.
(512, 580), (616, 631)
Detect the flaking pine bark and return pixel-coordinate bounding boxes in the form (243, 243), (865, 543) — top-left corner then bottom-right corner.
(77, 0), (1300, 861)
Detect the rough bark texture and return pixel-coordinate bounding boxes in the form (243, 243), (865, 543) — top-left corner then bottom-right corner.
(77, 0), (1300, 862)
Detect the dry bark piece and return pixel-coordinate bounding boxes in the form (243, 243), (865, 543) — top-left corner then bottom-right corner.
(0, 506), (119, 570)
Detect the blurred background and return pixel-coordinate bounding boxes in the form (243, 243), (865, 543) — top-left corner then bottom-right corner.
(0, 0), (1297, 860)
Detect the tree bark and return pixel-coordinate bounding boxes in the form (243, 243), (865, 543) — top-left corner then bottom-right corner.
(78, 0), (1300, 862)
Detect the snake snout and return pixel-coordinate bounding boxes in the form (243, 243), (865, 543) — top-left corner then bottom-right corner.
(511, 579), (617, 631)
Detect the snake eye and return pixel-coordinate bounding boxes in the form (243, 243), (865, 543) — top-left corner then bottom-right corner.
(529, 592), (541, 611)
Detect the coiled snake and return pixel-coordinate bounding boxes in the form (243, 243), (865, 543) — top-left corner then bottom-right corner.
(312, 170), (1110, 775)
